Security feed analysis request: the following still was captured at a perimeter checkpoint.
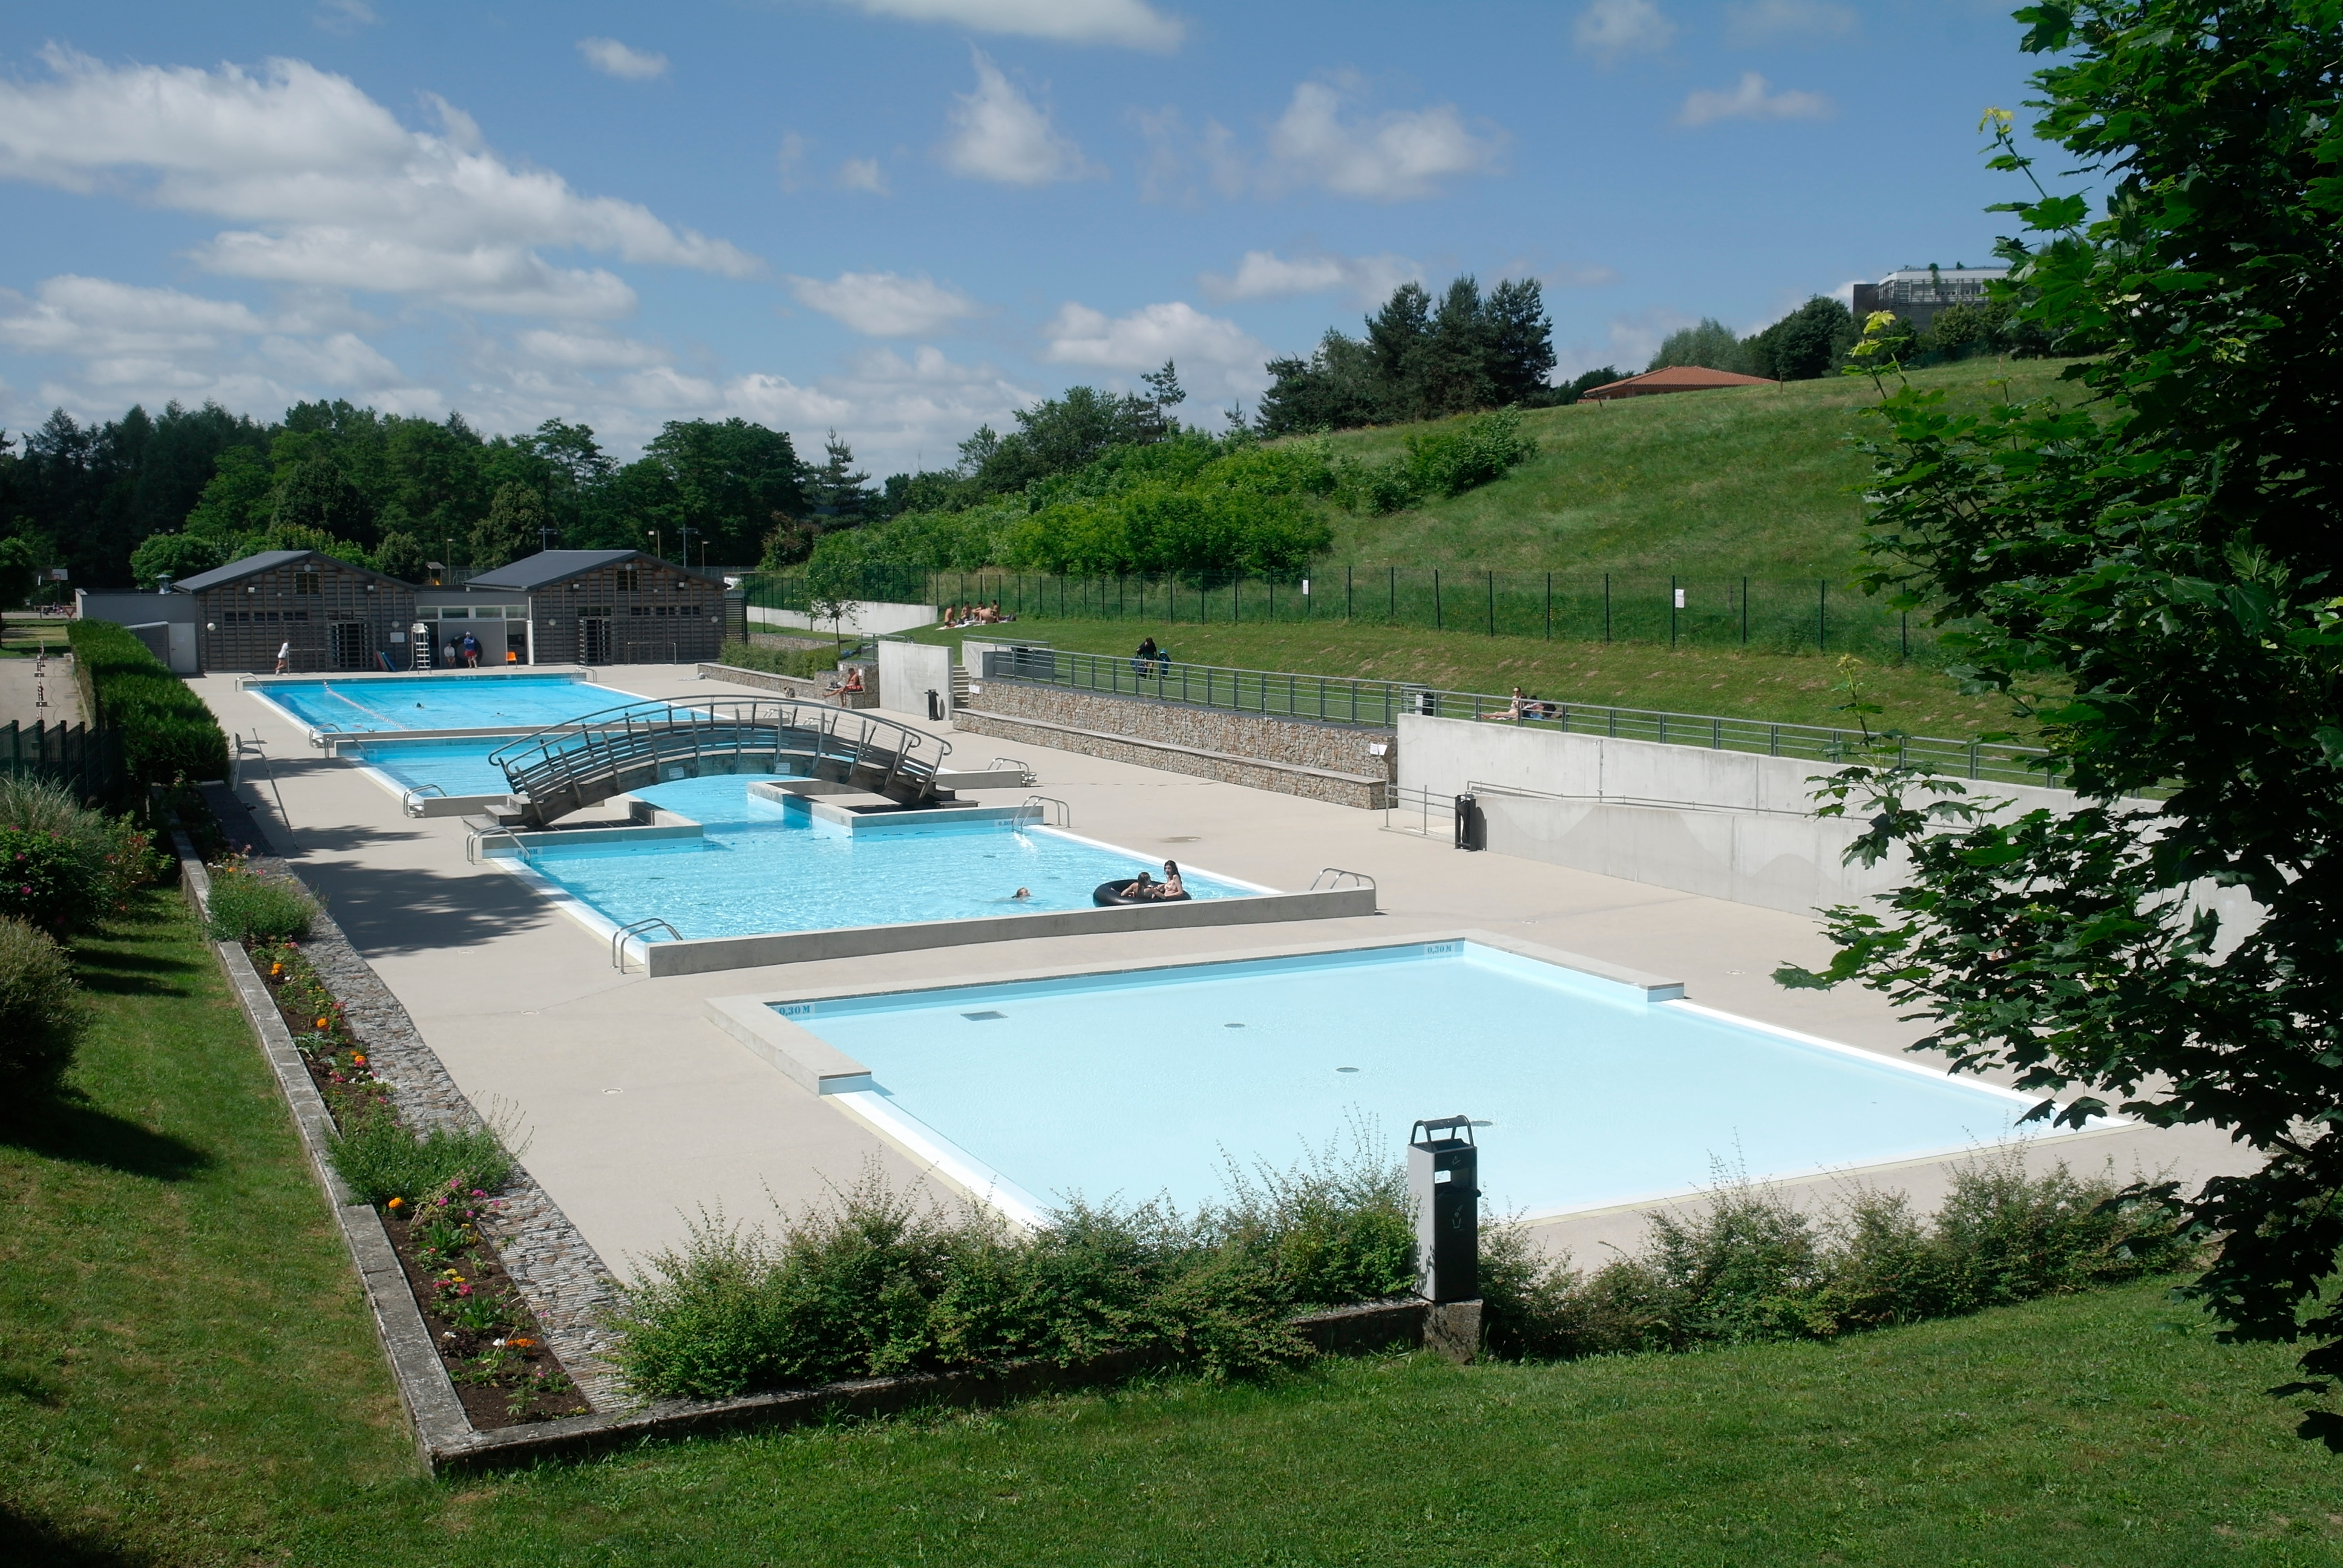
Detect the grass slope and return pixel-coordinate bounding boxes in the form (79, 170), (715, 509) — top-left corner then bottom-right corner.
(1314, 357), (2079, 577)
(920, 618), (2022, 737)
(8, 888), (2333, 1565)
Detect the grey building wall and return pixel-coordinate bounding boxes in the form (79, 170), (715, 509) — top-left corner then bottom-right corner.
(189, 559), (416, 674)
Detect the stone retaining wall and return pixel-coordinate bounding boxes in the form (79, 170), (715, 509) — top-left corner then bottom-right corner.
(960, 682), (1395, 808)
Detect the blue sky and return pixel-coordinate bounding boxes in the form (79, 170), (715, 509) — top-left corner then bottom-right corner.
(0, 0), (2050, 472)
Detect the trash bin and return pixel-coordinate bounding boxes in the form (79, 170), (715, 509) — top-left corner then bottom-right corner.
(1453, 792), (1486, 852)
(926, 688), (944, 721)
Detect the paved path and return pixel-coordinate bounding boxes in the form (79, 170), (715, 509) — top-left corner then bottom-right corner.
(0, 645), (83, 729)
(193, 665), (2255, 1283)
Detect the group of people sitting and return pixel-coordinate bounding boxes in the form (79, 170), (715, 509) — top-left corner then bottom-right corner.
(1487, 686), (1562, 722)
(942, 602), (1013, 627)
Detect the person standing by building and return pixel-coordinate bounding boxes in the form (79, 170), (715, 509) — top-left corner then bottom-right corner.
(275, 640), (290, 674)
(460, 632), (481, 668)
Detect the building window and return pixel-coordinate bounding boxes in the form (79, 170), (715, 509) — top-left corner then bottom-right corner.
(615, 566), (640, 593)
(293, 570), (320, 595)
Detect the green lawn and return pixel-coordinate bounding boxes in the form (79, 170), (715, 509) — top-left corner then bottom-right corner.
(1312, 356), (2080, 577)
(8, 887), (2340, 1564)
(918, 618), (2028, 739)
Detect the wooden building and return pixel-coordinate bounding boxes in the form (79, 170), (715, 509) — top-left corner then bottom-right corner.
(454, 549), (729, 666)
(171, 550), (418, 673)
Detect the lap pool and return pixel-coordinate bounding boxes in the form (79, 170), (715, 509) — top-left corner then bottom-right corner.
(510, 776), (1262, 939)
(783, 941), (2060, 1221)
(251, 673), (646, 733)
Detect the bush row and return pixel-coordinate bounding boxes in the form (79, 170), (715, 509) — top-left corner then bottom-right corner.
(715, 639), (841, 681)
(67, 619), (231, 786)
(615, 1142), (1417, 1399)
(1481, 1153), (2192, 1359)
(1334, 408), (1538, 515)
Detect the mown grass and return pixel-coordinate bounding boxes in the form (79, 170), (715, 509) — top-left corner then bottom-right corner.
(1312, 357), (2081, 577)
(9, 888), (2337, 1567)
(919, 617), (2027, 738)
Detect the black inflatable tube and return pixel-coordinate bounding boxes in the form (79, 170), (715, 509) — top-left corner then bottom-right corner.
(1093, 879), (1190, 907)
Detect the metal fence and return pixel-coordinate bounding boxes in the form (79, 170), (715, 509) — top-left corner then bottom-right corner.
(748, 567), (1932, 660)
(980, 646), (2056, 786)
(2, 720), (126, 803)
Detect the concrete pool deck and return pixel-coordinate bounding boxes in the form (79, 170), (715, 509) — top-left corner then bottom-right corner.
(194, 663), (2257, 1278)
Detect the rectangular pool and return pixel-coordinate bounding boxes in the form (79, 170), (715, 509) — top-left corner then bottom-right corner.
(251, 673), (644, 734)
(341, 736), (516, 798)
(785, 941), (2056, 1220)
(513, 775), (1261, 939)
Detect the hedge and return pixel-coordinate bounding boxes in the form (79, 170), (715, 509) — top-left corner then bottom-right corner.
(67, 620), (231, 786)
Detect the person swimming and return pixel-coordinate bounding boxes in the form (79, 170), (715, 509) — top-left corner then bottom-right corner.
(1011, 887), (1031, 900)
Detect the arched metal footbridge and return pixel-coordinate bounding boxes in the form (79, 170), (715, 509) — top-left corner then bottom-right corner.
(488, 699), (954, 828)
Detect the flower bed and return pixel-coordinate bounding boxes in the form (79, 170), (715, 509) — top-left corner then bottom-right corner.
(246, 930), (588, 1426)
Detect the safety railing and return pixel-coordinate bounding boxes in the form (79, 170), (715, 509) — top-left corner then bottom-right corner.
(981, 647), (2057, 788)
(399, 783), (448, 817)
(1016, 794), (1073, 829)
(990, 756), (1038, 786)
(1310, 867), (1376, 892)
(612, 917), (683, 972)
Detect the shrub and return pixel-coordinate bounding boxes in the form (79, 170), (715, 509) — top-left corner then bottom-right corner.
(0, 916), (83, 1092)
(0, 777), (163, 915)
(1479, 1152), (2192, 1361)
(717, 640), (841, 680)
(66, 619), (231, 786)
(1334, 409), (1537, 514)
(614, 1142), (1414, 1402)
(0, 828), (99, 936)
(204, 866), (316, 944)
(327, 1102), (516, 1207)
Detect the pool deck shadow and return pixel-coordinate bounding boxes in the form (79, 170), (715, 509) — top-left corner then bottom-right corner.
(189, 665), (2265, 1280)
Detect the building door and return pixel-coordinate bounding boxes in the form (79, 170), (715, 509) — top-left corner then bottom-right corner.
(330, 621), (369, 670)
(581, 618), (611, 664)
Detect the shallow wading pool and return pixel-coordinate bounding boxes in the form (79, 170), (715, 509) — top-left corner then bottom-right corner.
(781, 941), (2066, 1221)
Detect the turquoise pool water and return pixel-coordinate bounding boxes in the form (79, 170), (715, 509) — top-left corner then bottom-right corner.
(254, 674), (644, 733)
(788, 942), (2043, 1217)
(516, 775), (1257, 938)
(343, 737), (514, 797)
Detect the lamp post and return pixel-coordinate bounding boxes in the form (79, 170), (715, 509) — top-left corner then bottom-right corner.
(1409, 1116), (1482, 1362)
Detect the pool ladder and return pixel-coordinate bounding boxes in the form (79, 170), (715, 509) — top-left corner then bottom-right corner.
(1017, 794), (1072, 829)
(400, 783), (448, 818)
(612, 916), (683, 972)
(1310, 867), (1377, 892)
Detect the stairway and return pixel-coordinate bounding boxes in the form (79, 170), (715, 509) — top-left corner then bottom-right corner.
(950, 662), (972, 710)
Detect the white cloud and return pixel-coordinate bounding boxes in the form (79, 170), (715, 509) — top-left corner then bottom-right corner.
(577, 38), (671, 81)
(0, 50), (759, 319)
(837, 157), (890, 194)
(832, 0), (1181, 51)
(1677, 72), (1832, 126)
(0, 272), (421, 411)
(1198, 249), (1421, 304)
(788, 272), (980, 336)
(1555, 307), (1698, 381)
(1724, 0), (1856, 44)
(1040, 300), (1268, 396)
(1257, 80), (1501, 201)
(939, 53), (1099, 186)
(776, 131), (810, 191)
(1575, 0), (1674, 60)
(313, 0), (377, 35)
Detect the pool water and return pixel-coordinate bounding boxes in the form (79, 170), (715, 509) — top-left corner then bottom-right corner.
(254, 674), (646, 733)
(342, 737), (515, 797)
(517, 775), (1257, 938)
(788, 942), (2047, 1217)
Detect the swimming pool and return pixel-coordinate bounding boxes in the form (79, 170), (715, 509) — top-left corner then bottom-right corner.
(251, 673), (647, 733)
(784, 941), (2059, 1220)
(341, 737), (516, 798)
(513, 775), (1260, 939)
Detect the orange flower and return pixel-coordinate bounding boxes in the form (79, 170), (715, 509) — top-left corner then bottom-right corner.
(352, 1053), (367, 1067)
(387, 1197), (405, 1211)
(314, 1016), (330, 1031)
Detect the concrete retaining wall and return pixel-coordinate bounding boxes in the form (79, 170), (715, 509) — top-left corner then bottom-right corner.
(640, 885), (1377, 976)
(749, 599), (933, 636)
(878, 640), (954, 720)
(960, 682), (1393, 808)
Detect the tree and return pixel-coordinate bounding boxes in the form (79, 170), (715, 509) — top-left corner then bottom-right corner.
(1255, 331), (1388, 436)
(1140, 359), (1185, 411)
(1258, 275), (1558, 433)
(640, 417), (808, 566)
(1743, 295), (1853, 381)
(470, 483), (543, 571)
(272, 456), (377, 546)
(126, 532), (228, 586)
(1649, 319), (1751, 374)
(1780, 0), (2343, 1446)
(0, 535), (42, 609)
(1364, 281), (1434, 410)
(1484, 278), (1558, 407)
(805, 430), (873, 525)
(374, 530), (429, 583)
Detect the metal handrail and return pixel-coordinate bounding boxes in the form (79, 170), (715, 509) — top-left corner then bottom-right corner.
(399, 783), (448, 817)
(465, 824), (518, 863)
(1017, 794), (1072, 829)
(990, 756), (1038, 785)
(1310, 867), (1377, 891)
(612, 916), (683, 972)
(980, 647), (2057, 787)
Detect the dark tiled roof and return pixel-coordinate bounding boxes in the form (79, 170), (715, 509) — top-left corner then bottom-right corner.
(168, 550), (317, 592)
(464, 549), (726, 591)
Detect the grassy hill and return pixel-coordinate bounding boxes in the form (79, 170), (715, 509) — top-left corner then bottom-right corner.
(1310, 357), (2080, 576)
